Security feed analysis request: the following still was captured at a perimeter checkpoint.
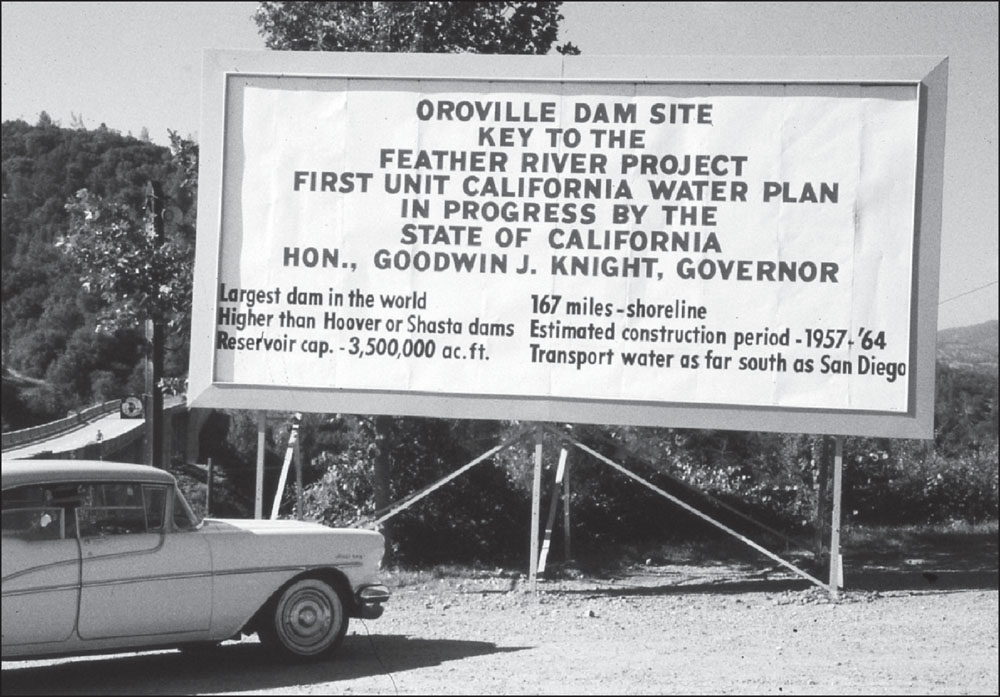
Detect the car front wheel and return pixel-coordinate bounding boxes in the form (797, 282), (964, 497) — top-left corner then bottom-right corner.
(259, 578), (348, 660)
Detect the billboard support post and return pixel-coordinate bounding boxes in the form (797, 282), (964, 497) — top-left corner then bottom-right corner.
(538, 447), (568, 574)
(529, 427), (543, 594)
(255, 411), (265, 519)
(829, 435), (845, 596)
(563, 456), (572, 562)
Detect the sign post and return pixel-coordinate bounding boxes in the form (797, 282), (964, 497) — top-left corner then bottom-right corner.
(255, 411), (265, 519)
(563, 457), (572, 561)
(829, 435), (845, 594)
(530, 428), (543, 593)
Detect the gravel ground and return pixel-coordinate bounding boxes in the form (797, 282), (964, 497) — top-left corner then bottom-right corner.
(4, 559), (997, 695)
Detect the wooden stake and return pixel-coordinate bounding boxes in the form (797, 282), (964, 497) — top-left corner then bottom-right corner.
(538, 448), (568, 573)
(271, 419), (298, 520)
(295, 424), (303, 521)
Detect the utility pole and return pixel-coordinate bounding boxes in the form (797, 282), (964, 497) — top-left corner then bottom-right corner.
(144, 181), (165, 468)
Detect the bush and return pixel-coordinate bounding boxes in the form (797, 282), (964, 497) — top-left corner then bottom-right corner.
(843, 440), (998, 525)
(300, 417), (528, 565)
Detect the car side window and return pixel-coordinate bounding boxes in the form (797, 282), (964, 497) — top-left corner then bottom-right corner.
(144, 485), (168, 531)
(77, 483), (167, 537)
(1, 485), (66, 541)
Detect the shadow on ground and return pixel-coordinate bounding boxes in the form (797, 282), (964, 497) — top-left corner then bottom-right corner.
(1, 635), (528, 696)
(542, 566), (996, 599)
(539, 526), (998, 597)
(843, 527), (998, 591)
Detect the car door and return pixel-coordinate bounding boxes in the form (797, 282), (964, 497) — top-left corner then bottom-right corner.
(1, 485), (80, 646)
(76, 482), (213, 641)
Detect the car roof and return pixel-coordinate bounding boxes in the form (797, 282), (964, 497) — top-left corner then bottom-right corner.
(1, 459), (176, 490)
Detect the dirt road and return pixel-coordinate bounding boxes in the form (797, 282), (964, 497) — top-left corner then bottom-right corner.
(4, 559), (997, 695)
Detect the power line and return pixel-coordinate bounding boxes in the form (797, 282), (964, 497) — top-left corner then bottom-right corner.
(939, 280), (998, 306)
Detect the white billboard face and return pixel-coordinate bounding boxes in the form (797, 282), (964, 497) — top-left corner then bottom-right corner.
(190, 54), (947, 438)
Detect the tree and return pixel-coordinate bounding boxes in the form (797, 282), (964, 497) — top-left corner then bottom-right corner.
(58, 184), (193, 334)
(56, 132), (197, 464)
(56, 131), (196, 333)
(255, 1), (579, 55)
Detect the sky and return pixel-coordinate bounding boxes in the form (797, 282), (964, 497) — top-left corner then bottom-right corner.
(1, 1), (997, 330)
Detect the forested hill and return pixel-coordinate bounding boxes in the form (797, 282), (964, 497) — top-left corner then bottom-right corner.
(2, 117), (181, 428)
(937, 320), (999, 374)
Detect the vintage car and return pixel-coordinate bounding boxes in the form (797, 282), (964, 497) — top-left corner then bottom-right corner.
(1, 459), (388, 661)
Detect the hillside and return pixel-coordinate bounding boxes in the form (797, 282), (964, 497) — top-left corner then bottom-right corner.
(2, 117), (190, 427)
(938, 320), (999, 374)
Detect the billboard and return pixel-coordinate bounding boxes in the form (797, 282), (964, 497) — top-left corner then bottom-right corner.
(189, 52), (947, 437)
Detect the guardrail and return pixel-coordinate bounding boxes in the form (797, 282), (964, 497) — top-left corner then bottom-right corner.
(1, 400), (122, 451)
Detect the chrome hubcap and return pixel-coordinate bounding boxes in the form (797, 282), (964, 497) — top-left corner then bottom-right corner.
(281, 589), (333, 649)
